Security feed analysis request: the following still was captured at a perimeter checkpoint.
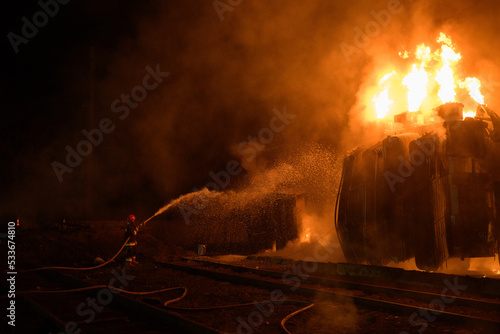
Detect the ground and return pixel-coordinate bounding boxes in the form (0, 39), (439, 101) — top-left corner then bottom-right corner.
(11, 223), (497, 333)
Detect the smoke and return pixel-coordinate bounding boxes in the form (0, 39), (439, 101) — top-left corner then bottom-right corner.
(263, 211), (346, 263)
(304, 300), (359, 333)
(127, 0), (360, 200)
(153, 142), (340, 219)
(344, 0), (500, 150)
(141, 142), (344, 261)
(4, 0), (500, 228)
(131, 0), (500, 273)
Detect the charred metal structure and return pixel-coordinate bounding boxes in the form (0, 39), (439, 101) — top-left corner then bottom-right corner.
(335, 103), (500, 270)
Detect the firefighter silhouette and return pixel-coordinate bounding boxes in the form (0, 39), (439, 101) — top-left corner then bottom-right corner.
(124, 214), (139, 265)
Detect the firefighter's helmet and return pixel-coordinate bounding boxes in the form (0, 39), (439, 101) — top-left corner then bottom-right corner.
(127, 214), (136, 222)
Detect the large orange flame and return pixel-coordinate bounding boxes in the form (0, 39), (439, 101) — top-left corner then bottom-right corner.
(370, 33), (485, 121)
(403, 64), (428, 112)
(435, 43), (461, 103)
(460, 77), (484, 105)
(373, 72), (396, 118)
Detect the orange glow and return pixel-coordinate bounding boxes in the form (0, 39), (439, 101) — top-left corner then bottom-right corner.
(301, 227), (311, 243)
(463, 110), (476, 118)
(299, 215), (313, 243)
(415, 44), (431, 62)
(435, 44), (461, 103)
(403, 64), (428, 112)
(467, 257), (500, 276)
(373, 88), (393, 119)
(436, 32), (452, 46)
(368, 33), (485, 122)
(372, 72), (395, 119)
(460, 77), (485, 104)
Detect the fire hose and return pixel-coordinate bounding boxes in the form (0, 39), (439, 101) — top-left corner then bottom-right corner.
(16, 284), (313, 333)
(21, 211), (159, 273)
(20, 237), (131, 273)
(14, 213), (314, 333)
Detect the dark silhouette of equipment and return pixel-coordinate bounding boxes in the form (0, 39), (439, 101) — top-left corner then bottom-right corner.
(336, 103), (500, 270)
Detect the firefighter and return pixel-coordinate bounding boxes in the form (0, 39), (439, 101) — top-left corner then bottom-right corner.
(124, 214), (139, 265)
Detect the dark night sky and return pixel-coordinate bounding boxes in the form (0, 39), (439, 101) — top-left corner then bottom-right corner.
(2, 0), (500, 222)
(1, 1), (160, 219)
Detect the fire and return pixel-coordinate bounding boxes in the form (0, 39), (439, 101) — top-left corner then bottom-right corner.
(403, 64), (428, 112)
(373, 88), (393, 119)
(372, 72), (396, 118)
(435, 44), (461, 103)
(415, 44), (431, 62)
(468, 257), (500, 276)
(299, 213), (331, 246)
(436, 32), (452, 46)
(463, 110), (476, 118)
(369, 33), (485, 121)
(460, 77), (484, 104)
(299, 215), (313, 243)
(301, 226), (311, 243)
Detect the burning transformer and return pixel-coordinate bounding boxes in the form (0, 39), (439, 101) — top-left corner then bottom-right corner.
(335, 33), (500, 271)
(335, 103), (500, 271)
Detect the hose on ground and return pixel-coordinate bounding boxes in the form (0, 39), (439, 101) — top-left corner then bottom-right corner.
(17, 285), (184, 296)
(16, 223), (315, 332)
(280, 302), (315, 334)
(19, 284), (314, 333)
(20, 238), (130, 273)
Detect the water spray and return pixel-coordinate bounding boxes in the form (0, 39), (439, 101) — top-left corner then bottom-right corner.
(137, 188), (222, 229)
(138, 202), (176, 229)
(139, 214), (157, 228)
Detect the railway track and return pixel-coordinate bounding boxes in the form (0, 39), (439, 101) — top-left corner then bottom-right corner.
(10, 268), (221, 334)
(156, 257), (500, 333)
(8, 257), (499, 333)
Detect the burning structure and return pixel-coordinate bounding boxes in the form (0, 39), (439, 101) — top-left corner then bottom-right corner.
(336, 33), (500, 271)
